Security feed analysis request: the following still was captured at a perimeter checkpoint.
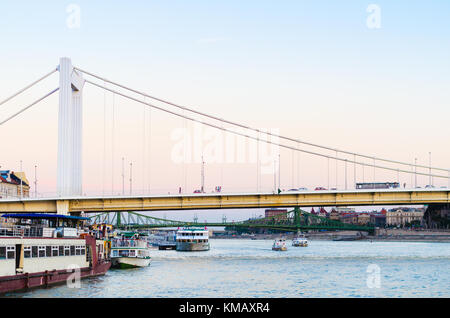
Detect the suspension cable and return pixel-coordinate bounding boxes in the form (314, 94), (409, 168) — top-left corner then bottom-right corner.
(0, 88), (59, 126)
(74, 66), (449, 172)
(0, 69), (57, 107)
(85, 79), (449, 179)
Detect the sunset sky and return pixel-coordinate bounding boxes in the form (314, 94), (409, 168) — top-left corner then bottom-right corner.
(0, 0), (449, 215)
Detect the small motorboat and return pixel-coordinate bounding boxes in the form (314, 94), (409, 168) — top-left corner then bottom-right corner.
(272, 238), (287, 251)
(292, 233), (308, 247)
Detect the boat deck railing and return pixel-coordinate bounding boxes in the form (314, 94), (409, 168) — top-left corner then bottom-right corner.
(0, 225), (44, 237)
(111, 239), (147, 248)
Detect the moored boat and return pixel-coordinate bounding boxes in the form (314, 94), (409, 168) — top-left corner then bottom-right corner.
(148, 230), (177, 250)
(110, 232), (151, 268)
(272, 238), (287, 251)
(176, 227), (210, 251)
(0, 213), (111, 295)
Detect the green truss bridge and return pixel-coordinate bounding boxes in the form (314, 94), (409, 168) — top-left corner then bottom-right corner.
(88, 208), (375, 234)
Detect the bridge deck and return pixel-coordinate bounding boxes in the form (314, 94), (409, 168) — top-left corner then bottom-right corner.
(0, 189), (449, 213)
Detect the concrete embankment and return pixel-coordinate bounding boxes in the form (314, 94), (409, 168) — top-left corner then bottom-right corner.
(213, 230), (450, 242)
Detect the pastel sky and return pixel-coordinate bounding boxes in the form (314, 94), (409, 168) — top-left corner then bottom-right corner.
(0, 0), (449, 211)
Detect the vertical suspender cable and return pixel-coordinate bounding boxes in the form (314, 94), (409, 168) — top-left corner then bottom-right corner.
(327, 157), (330, 189)
(143, 98), (146, 195)
(273, 158), (276, 193)
(362, 159), (365, 183)
(297, 142), (300, 187)
(148, 99), (151, 194)
(257, 130), (260, 192)
(182, 109), (186, 194)
(345, 159), (348, 190)
(373, 157), (376, 183)
(183, 110), (188, 193)
(102, 81), (106, 196)
(278, 153), (281, 191)
(112, 93), (115, 195)
(335, 151), (338, 189)
(220, 122), (223, 193)
(291, 148), (294, 189)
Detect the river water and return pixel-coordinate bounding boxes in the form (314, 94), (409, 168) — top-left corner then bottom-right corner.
(6, 239), (450, 298)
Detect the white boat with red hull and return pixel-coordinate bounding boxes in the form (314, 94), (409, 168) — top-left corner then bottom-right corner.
(0, 213), (111, 295)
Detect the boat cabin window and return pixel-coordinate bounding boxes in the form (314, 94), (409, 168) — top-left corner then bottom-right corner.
(38, 246), (46, 257)
(52, 246), (59, 257)
(0, 246), (5, 259)
(75, 246), (85, 256)
(64, 246), (70, 256)
(32, 246), (38, 257)
(6, 246), (15, 259)
(24, 246), (31, 258)
(118, 250), (129, 257)
(70, 246), (75, 256)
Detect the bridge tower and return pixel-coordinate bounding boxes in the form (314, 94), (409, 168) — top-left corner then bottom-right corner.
(57, 57), (85, 197)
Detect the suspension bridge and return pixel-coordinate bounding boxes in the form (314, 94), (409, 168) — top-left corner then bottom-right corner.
(0, 57), (449, 222)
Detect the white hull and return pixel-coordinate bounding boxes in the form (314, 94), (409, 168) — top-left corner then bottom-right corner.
(112, 257), (151, 268)
(292, 240), (308, 247)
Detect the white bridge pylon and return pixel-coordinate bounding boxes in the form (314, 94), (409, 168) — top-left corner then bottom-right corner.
(57, 57), (85, 197)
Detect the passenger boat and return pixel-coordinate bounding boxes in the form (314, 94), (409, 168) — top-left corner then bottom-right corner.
(110, 232), (151, 268)
(0, 213), (111, 295)
(272, 238), (287, 251)
(176, 227), (210, 251)
(148, 230), (177, 250)
(292, 233), (308, 247)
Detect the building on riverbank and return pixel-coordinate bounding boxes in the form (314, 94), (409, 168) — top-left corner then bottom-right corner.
(370, 214), (386, 227)
(265, 208), (288, 219)
(386, 207), (424, 227)
(0, 170), (30, 198)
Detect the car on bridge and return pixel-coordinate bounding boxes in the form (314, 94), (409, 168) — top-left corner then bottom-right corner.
(315, 187), (327, 191)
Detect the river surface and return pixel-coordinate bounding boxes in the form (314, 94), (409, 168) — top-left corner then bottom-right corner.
(6, 239), (450, 298)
